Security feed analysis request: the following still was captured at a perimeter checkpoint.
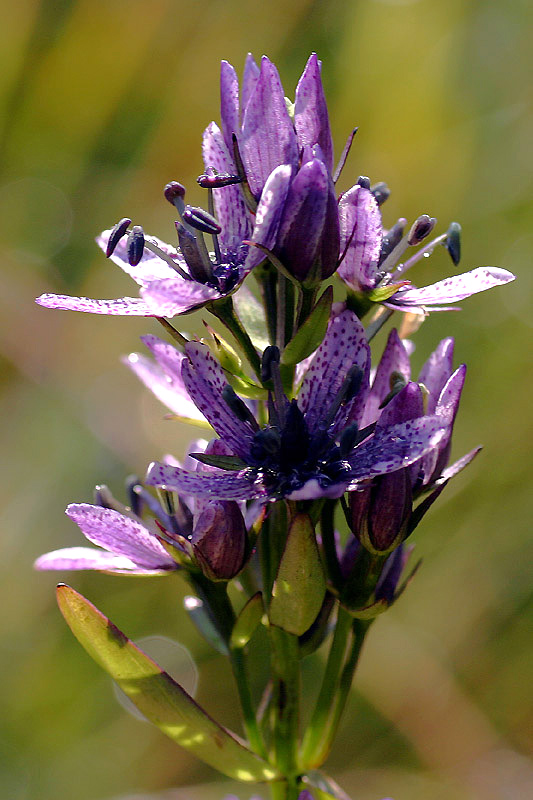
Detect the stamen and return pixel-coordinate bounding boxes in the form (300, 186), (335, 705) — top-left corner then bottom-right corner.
(339, 423), (359, 458)
(176, 222), (213, 284)
(142, 237), (191, 281)
(333, 127), (358, 184)
(261, 345), (281, 383)
(392, 232), (447, 278)
(127, 225), (145, 266)
(232, 133), (258, 212)
(378, 219), (407, 267)
(207, 188), (222, 265)
(378, 371), (408, 408)
(407, 214), (437, 246)
(197, 169), (242, 188)
(322, 365), (363, 429)
(371, 182), (390, 207)
(164, 181), (186, 216)
(182, 205), (222, 235)
(106, 218), (131, 257)
(221, 385), (260, 431)
(446, 221), (461, 265)
(357, 176), (371, 189)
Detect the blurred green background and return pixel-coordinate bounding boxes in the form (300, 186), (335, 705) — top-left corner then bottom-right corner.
(1, 0), (532, 798)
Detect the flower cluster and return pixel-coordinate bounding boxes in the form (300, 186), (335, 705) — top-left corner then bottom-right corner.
(35, 53), (514, 800)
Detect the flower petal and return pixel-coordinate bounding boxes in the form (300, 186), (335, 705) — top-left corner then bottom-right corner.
(418, 337), (454, 413)
(182, 343), (256, 458)
(294, 53), (334, 174)
(241, 53), (260, 117)
(298, 309), (370, 431)
(145, 462), (264, 501)
(338, 186), (383, 293)
(65, 504), (176, 569)
(36, 294), (154, 315)
(388, 267), (515, 310)
(96, 230), (185, 285)
(348, 417), (447, 482)
(202, 121), (251, 249)
(240, 56), (299, 198)
(220, 60), (240, 155)
(34, 547), (163, 574)
(361, 328), (411, 428)
(140, 277), (219, 316)
(243, 164), (292, 272)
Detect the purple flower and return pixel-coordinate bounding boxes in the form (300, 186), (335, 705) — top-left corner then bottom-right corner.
(145, 310), (447, 503)
(36, 166), (290, 317)
(337, 185), (515, 312)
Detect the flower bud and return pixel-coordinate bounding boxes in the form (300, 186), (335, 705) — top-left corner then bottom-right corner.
(349, 468), (412, 553)
(191, 501), (246, 580)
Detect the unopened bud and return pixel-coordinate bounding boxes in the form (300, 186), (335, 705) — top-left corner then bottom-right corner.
(349, 469), (412, 553)
(191, 501), (246, 580)
(370, 181), (390, 206)
(106, 218), (131, 257)
(408, 214), (437, 246)
(127, 225), (145, 266)
(446, 221), (461, 265)
(182, 205), (221, 235)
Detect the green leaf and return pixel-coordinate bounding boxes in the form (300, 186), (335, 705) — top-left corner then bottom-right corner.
(269, 514), (326, 636)
(232, 285), (270, 352)
(183, 596), (229, 655)
(189, 453), (249, 471)
(57, 585), (278, 782)
(281, 287), (333, 366)
(231, 592), (264, 649)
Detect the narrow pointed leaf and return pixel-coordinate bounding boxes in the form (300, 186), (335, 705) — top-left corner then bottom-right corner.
(270, 514), (326, 636)
(301, 771), (352, 800)
(57, 585), (277, 782)
(184, 596), (229, 655)
(281, 287), (333, 365)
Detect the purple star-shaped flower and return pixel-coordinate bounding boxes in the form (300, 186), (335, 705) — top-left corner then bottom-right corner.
(337, 184), (515, 312)
(145, 310), (448, 502)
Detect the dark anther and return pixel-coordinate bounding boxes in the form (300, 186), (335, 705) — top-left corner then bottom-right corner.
(446, 221), (461, 266)
(339, 423), (359, 458)
(357, 176), (371, 190)
(379, 371), (408, 408)
(408, 214), (437, 246)
(197, 171), (242, 188)
(252, 428), (281, 457)
(221, 385), (259, 430)
(261, 345), (281, 383)
(378, 219), (406, 266)
(182, 205), (222, 235)
(127, 225), (145, 266)
(164, 181), (186, 205)
(106, 218), (131, 257)
(371, 182), (390, 207)
(175, 222), (213, 284)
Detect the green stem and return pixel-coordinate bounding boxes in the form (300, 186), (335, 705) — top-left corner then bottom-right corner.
(256, 264), (278, 346)
(229, 646), (267, 759)
(299, 604), (352, 768)
(269, 776), (300, 800)
(209, 296), (261, 378)
(320, 500), (343, 590)
(269, 625), (300, 777)
(306, 619), (370, 767)
(295, 285), (316, 331)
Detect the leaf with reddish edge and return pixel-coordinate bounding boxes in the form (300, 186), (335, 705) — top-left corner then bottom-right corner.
(56, 585), (278, 782)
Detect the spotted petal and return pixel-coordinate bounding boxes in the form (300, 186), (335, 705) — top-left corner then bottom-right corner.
(418, 337), (454, 413)
(140, 277), (219, 316)
(338, 186), (383, 293)
(294, 53), (334, 174)
(36, 294), (154, 315)
(243, 164), (292, 272)
(240, 56), (299, 198)
(387, 267), (515, 312)
(34, 547), (167, 575)
(182, 343), (255, 458)
(348, 417), (447, 482)
(146, 462), (265, 501)
(241, 53), (260, 117)
(96, 230), (185, 286)
(298, 309), (370, 431)
(64, 504), (176, 570)
(220, 60), (240, 155)
(361, 328), (411, 428)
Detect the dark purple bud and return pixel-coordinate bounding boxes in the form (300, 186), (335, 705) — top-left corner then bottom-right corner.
(127, 225), (145, 266)
(446, 221), (461, 265)
(370, 181), (390, 206)
(221, 385), (259, 430)
(191, 501), (247, 580)
(261, 345), (281, 383)
(197, 171), (242, 188)
(182, 205), (221, 235)
(357, 176), (371, 190)
(164, 181), (186, 205)
(374, 543), (410, 603)
(349, 468), (412, 553)
(106, 218), (131, 257)
(378, 219), (406, 266)
(175, 222), (212, 284)
(408, 214), (437, 246)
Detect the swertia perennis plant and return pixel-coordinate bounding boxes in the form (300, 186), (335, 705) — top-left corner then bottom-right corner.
(35, 54), (514, 800)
